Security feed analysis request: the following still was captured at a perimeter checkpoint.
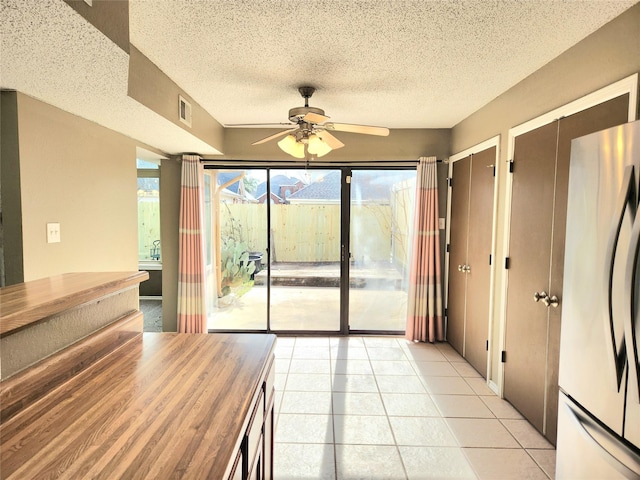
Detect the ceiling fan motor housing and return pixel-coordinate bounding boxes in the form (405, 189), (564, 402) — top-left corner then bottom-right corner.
(288, 106), (325, 124)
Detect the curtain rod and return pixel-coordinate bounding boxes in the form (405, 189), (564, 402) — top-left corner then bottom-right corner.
(201, 159), (444, 168)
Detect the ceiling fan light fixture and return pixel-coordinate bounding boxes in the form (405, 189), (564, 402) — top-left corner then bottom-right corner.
(277, 134), (305, 158)
(307, 134), (332, 157)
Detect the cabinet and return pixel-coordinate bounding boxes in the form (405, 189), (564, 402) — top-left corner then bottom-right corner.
(242, 358), (275, 480)
(503, 94), (629, 445)
(447, 146), (496, 377)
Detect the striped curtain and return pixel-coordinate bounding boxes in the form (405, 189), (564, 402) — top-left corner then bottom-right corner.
(406, 156), (444, 343)
(177, 154), (207, 333)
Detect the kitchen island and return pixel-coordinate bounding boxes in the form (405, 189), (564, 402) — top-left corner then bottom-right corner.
(0, 273), (276, 479)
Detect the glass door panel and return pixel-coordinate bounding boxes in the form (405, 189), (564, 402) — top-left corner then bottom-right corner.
(269, 169), (341, 331)
(348, 170), (416, 332)
(207, 169), (268, 330)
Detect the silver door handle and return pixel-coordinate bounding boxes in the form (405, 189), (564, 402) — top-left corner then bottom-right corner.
(543, 295), (559, 308)
(534, 291), (548, 303)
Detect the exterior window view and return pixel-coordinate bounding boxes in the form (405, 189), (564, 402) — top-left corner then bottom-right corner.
(206, 168), (416, 333)
(137, 159), (161, 263)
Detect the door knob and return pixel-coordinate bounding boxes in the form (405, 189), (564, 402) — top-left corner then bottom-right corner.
(464, 265), (471, 273)
(544, 295), (559, 308)
(534, 291), (548, 303)
(458, 265), (464, 272)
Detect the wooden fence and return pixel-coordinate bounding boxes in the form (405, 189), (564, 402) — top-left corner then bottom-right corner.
(221, 200), (413, 266)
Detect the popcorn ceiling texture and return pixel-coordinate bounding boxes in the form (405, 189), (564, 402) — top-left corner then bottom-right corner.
(1, 0), (637, 154)
(0, 0), (220, 155)
(129, 0), (636, 129)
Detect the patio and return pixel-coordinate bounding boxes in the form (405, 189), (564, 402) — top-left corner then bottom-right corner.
(209, 263), (408, 332)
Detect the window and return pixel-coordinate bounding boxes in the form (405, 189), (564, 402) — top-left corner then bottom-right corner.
(137, 159), (161, 263)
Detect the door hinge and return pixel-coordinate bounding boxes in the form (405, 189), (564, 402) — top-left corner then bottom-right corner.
(446, 243), (451, 253)
(489, 254), (492, 265)
(492, 165), (496, 177)
(444, 308), (448, 317)
(447, 177), (453, 187)
(509, 160), (514, 173)
(505, 257), (510, 269)
(501, 351), (507, 363)
(486, 340), (489, 351)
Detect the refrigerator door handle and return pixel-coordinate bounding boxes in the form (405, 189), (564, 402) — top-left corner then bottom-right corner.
(605, 164), (635, 390)
(625, 207), (640, 404)
(564, 398), (640, 478)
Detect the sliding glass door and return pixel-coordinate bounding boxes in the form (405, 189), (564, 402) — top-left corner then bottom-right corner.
(206, 169), (268, 330)
(269, 169), (341, 331)
(348, 170), (416, 332)
(205, 167), (415, 334)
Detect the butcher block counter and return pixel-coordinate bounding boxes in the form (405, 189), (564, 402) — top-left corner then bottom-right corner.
(0, 332), (276, 479)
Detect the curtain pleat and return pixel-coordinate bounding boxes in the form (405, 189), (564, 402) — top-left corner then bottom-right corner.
(406, 156), (444, 343)
(177, 154), (207, 333)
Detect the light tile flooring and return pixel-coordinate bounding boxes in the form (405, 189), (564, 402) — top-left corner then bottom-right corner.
(272, 336), (556, 480)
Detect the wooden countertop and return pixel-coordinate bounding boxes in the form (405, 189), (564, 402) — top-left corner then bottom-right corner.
(0, 332), (276, 479)
(0, 271), (149, 336)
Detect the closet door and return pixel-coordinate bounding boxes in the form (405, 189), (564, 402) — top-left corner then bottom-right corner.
(503, 121), (559, 436)
(504, 94), (630, 444)
(447, 156), (471, 355)
(545, 94), (630, 443)
(464, 148), (496, 378)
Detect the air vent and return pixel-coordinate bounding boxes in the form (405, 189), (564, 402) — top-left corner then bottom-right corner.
(179, 95), (192, 128)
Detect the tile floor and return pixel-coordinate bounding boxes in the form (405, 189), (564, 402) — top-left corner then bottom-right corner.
(272, 336), (556, 480)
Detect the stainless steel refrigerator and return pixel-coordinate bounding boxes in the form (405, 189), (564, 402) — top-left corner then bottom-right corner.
(557, 119), (640, 478)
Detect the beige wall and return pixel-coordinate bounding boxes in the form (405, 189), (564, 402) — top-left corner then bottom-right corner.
(1, 92), (24, 285)
(450, 3), (640, 389)
(9, 93), (138, 281)
(128, 46), (224, 154)
(160, 156), (181, 332)
(220, 128), (451, 161)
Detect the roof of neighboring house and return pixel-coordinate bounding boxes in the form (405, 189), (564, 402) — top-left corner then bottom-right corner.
(288, 171), (341, 200)
(255, 175), (304, 199)
(289, 171), (415, 202)
(217, 172), (243, 194)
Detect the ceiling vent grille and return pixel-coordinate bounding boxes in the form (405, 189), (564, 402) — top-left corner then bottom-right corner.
(179, 95), (192, 128)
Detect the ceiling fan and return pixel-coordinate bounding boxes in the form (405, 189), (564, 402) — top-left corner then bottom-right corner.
(233, 86), (390, 159)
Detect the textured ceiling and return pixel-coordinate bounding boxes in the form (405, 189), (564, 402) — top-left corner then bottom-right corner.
(1, 0), (638, 155)
(130, 0), (638, 129)
(0, 0), (218, 155)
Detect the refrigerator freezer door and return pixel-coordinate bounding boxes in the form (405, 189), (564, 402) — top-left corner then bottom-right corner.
(556, 392), (640, 479)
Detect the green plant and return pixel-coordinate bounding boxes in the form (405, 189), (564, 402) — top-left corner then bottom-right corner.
(220, 237), (255, 296)
(220, 204), (255, 297)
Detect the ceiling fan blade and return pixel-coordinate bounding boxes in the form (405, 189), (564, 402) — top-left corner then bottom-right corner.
(226, 122), (293, 127)
(316, 130), (345, 150)
(325, 123), (389, 136)
(251, 128), (298, 145)
(302, 112), (330, 124)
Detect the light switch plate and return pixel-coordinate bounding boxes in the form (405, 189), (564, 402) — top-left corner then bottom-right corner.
(47, 223), (61, 243)
(439, 218), (446, 230)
